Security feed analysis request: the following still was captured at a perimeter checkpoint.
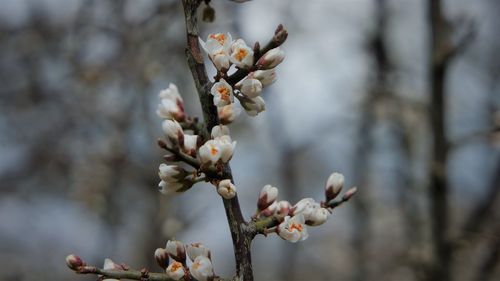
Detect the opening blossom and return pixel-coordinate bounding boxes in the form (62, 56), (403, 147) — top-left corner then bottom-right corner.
(229, 39), (254, 69)
(189, 255), (215, 281)
(237, 78), (263, 99)
(211, 78), (233, 107)
(186, 243), (212, 261)
(166, 261), (186, 280)
(199, 33), (232, 71)
(218, 104), (241, 124)
(166, 240), (186, 263)
(277, 214), (309, 243)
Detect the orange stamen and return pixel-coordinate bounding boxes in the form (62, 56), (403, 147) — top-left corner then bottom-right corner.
(210, 147), (219, 156)
(209, 34), (226, 45)
(218, 87), (230, 102)
(290, 223), (303, 232)
(170, 262), (182, 272)
(235, 48), (248, 61)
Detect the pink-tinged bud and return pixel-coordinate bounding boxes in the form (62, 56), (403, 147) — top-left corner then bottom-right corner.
(166, 261), (186, 280)
(186, 243), (212, 262)
(162, 119), (184, 147)
(257, 185), (278, 211)
(218, 104), (241, 125)
(166, 240), (186, 263)
(256, 47), (285, 69)
(342, 187), (358, 201)
(325, 172), (344, 202)
(65, 254), (84, 270)
(189, 256), (214, 281)
(154, 248), (169, 270)
(275, 200), (292, 218)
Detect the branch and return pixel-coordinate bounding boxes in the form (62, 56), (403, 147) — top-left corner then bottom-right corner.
(76, 266), (174, 281)
(180, 1), (253, 280)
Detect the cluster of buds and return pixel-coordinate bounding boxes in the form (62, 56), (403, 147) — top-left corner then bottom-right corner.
(156, 84), (239, 198)
(253, 172), (357, 243)
(199, 31), (285, 120)
(154, 240), (215, 281)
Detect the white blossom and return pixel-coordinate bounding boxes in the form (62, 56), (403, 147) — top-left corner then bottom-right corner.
(307, 207), (330, 226)
(186, 243), (212, 262)
(256, 47), (285, 69)
(189, 256), (214, 281)
(198, 139), (222, 164)
(217, 179), (237, 199)
(211, 79), (233, 107)
(277, 214), (309, 242)
(199, 33), (232, 71)
(237, 78), (262, 98)
(166, 261), (185, 280)
(157, 83), (185, 121)
(229, 39), (254, 69)
(293, 198), (330, 226)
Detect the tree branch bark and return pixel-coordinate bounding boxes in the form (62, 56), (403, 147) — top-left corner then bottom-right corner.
(180, 1), (253, 280)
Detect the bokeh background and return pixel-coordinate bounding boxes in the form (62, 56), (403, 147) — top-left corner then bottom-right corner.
(0, 0), (499, 280)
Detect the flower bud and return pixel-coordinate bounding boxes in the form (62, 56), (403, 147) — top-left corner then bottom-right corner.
(186, 243), (212, 262)
(65, 254), (84, 270)
(158, 180), (186, 195)
(162, 119), (184, 147)
(217, 179), (237, 199)
(190, 256), (214, 281)
(211, 125), (230, 139)
(183, 134), (199, 157)
(158, 164), (187, 183)
(166, 261), (186, 280)
(275, 200), (292, 218)
(218, 104), (241, 125)
(307, 208), (330, 226)
(157, 83), (185, 122)
(325, 172), (344, 202)
(257, 185), (278, 211)
(342, 186), (358, 201)
(249, 69), (277, 86)
(103, 258), (122, 270)
(166, 240), (186, 263)
(237, 78), (262, 99)
(241, 96), (265, 116)
(256, 47), (285, 69)
(154, 248), (169, 270)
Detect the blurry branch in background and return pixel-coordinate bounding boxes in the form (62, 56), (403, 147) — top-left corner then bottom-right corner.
(426, 0), (476, 281)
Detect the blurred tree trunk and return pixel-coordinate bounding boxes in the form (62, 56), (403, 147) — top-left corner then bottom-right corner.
(427, 0), (452, 280)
